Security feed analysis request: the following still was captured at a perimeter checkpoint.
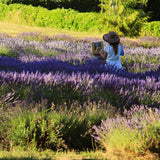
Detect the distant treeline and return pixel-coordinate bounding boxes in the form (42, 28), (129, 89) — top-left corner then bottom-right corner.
(0, 0), (160, 21)
(0, 3), (159, 37)
(0, 0), (100, 12)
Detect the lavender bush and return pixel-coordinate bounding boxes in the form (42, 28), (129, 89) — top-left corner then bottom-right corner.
(93, 105), (160, 156)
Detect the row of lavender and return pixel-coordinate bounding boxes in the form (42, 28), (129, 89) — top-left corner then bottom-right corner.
(0, 69), (159, 107)
(0, 34), (159, 74)
(0, 35), (160, 108)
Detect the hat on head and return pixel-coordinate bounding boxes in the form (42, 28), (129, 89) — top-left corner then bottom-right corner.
(103, 31), (120, 44)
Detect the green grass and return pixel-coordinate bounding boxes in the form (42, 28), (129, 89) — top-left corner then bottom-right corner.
(0, 148), (108, 160)
(0, 21), (102, 39)
(0, 148), (157, 160)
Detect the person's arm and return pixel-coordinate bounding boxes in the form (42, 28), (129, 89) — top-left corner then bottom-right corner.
(96, 47), (107, 60)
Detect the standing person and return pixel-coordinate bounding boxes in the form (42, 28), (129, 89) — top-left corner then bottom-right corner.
(96, 31), (124, 70)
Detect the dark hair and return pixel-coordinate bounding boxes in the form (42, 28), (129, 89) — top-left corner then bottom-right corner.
(110, 42), (119, 55)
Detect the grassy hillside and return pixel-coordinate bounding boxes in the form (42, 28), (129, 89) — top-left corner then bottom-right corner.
(0, 21), (102, 38)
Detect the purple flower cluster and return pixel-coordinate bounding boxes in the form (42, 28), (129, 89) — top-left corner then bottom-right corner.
(0, 63), (159, 107)
(0, 54), (159, 80)
(0, 35), (92, 57)
(121, 36), (160, 48)
(93, 105), (160, 141)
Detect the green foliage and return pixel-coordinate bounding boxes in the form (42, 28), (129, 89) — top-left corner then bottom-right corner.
(0, 101), (66, 151)
(121, 0), (148, 7)
(0, 3), (159, 37)
(99, 0), (146, 13)
(0, 3), (8, 21)
(99, 0), (148, 36)
(95, 109), (160, 156)
(0, 99), (115, 151)
(102, 125), (160, 155)
(0, 4), (137, 36)
(141, 21), (160, 37)
(1, 0), (160, 21)
(0, 46), (10, 57)
(0, 0), (100, 12)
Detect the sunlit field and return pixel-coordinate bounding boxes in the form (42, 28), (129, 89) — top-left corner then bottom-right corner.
(0, 21), (102, 39)
(0, 23), (160, 160)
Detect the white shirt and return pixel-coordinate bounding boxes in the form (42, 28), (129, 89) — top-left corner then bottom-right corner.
(104, 43), (124, 69)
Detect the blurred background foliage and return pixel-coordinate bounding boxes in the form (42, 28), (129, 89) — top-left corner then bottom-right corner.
(0, 0), (159, 21)
(0, 0), (159, 37)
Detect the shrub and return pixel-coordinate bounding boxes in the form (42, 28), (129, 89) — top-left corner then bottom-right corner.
(0, 100), (67, 151)
(0, 99), (116, 151)
(0, 3), (150, 37)
(93, 105), (160, 157)
(141, 21), (160, 37)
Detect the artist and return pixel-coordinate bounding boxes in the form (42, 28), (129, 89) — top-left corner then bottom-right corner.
(96, 31), (124, 69)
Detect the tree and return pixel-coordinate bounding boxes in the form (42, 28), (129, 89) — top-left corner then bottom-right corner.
(99, 0), (148, 36)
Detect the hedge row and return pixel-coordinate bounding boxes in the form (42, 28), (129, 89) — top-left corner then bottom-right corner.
(0, 0), (100, 12)
(1, 0), (160, 21)
(0, 3), (116, 33)
(0, 3), (159, 37)
(0, 4), (103, 29)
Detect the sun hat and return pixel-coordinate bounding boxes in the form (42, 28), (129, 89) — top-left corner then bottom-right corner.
(103, 31), (120, 44)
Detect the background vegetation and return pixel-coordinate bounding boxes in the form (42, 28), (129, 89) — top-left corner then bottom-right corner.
(0, 0), (160, 22)
(0, 2), (159, 37)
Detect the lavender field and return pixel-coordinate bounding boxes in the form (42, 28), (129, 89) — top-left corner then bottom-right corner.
(0, 32), (160, 159)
